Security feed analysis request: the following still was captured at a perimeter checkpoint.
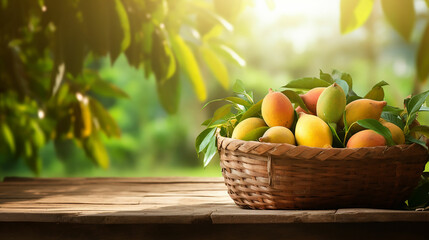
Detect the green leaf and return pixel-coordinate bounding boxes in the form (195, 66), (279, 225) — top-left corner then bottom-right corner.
(203, 137), (217, 167)
(340, 0), (374, 34)
(417, 22), (429, 81)
(73, 100), (93, 139)
(30, 120), (45, 148)
(89, 98), (121, 138)
(201, 46), (229, 90)
(224, 97), (251, 108)
(24, 141), (41, 176)
(240, 99), (262, 122)
(283, 77), (331, 90)
(201, 118), (212, 126)
(82, 133), (110, 169)
(196, 127), (216, 153)
(356, 119), (395, 146)
(328, 123), (345, 148)
(210, 104), (232, 125)
(383, 105), (404, 115)
(213, 44), (246, 67)
(380, 0), (415, 41)
(407, 90), (429, 120)
(282, 90), (310, 112)
(347, 95), (362, 104)
(242, 126), (269, 141)
(406, 176), (429, 209)
(157, 68), (181, 114)
(232, 79), (246, 94)
(171, 34), (207, 101)
(410, 125), (429, 138)
(406, 135), (428, 150)
(334, 79), (349, 96)
(364, 81), (388, 101)
(114, 0), (131, 52)
(0, 122), (15, 153)
(90, 78), (129, 99)
(381, 112), (405, 129)
(319, 70), (334, 83)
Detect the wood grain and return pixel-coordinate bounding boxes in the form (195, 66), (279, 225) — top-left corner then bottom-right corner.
(1, 177), (429, 225)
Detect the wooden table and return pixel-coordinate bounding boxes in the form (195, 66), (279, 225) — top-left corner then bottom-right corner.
(1, 177), (428, 240)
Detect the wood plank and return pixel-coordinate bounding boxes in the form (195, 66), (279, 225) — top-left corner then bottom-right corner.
(335, 208), (429, 222)
(2, 177), (224, 184)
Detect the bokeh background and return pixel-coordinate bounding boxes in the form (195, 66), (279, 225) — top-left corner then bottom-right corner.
(1, 0), (429, 178)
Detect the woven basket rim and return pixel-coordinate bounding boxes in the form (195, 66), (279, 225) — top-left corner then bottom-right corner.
(217, 134), (428, 159)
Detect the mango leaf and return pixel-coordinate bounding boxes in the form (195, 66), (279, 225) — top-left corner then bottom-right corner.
(171, 34), (207, 101)
(30, 120), (45, 148)
(333, 70), (353, 90)
(406, 176), (429, 209)
(90, 78), (129, 99)
(364, 81), (389, 101)
(24, 141), (41, 175)
(89, 98), (121, 138)
(203, 137), (217, 167)
(240, 99), (262, 122)
(224, 97), (251, 108)
(406, 135), (428, 150)
(114, 0), (131, 52)
(340, 0), (374, 34)
(283, 77), (331, 90)
(381, 0), (415, 41)
(196, 127), (217, 153)
(82, 133), (110, 169)
(407, 90), (429, 121)
(410, 125), (429, 138)
(383, 105), (403, 115)
(282, 90), (309, 112)
(201, 118), (212, 126)
(356, 119), (395, 146)
(381, 112), (405, 130)
(334, 79), (349, 96)
(213, 44), (246, 67)
(347, 95), (362, 104)
(157, 68), (180, 114)
(426, 0), (429, 7)
(328, 123), (344, 148)
(417, 22), (429, 81)
(232, 79), (245, 94)
(242, 126), (269, 141)
(319, 70), (334, 83)
(0, 122), (15, 153)
(201, 46), (229, 90)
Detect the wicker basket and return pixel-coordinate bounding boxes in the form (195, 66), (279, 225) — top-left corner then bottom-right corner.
(217, 135), (429, 210)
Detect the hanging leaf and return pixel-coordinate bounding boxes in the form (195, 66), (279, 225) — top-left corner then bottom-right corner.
(30, 120), (45, 148)
(213, 44), (246, 67)
(210, 104), (232, 125)
(89, 97), (121, 138)
(157, 68), (181, 114)
(90, 78), (129, 99)
(73, 98), (92, 139)
(282, 90), (310, 112)
(0, 122), (15, 153)
(224, 97), (251, 108)
(335, 79), (349, 96)
(80, 0), (110, 55)
(328, 123), (345, 148)
(171, 34), (207, 101)
(213, 0), (245, 22)
(203, 137), (217, 167)
(196, 127), (217, 153)
(356, 119), (395, 146)
(340, 0), (374, 34)
(364, 81), (389, 101)
(24, 141), (42, 175)
(283, 77), (331, 90)
(380, 0), (415, 41)
(417, 22), (429, 81)
(201, 46), (229, 90)
(82, 133), (110, 169)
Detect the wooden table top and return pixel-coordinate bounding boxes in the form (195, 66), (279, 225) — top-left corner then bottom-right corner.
(1, 177), (429, 224)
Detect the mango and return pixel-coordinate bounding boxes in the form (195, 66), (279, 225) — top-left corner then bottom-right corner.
(316, 83), (346, 124)
(259, 126), (295, 144)
(295, 113), (332, 148)
(346, 129), (386, 148)
(261, 89), (294, 128)
(379, 120), (405, 145)
(300, 87), (325, 114)
(232, 117), (266, 140)
(295, 106), (314, 115)
(344, 99), (387, 128)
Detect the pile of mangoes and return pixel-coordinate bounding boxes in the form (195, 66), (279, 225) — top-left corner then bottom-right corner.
(231, 83), (405, 148)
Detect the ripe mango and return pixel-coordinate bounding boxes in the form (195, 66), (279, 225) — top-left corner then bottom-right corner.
(261, 89), (294, 128)
(259, 126), (295, 144)
(380, 120), (405, 145)
(295, 114), (332, 148)
(300, 87), (325, 114)
(232, 117), (266, 140)
(344, 99), (387, 128)
(346, 130), (386, 148)
(316, 83), (346, 124)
